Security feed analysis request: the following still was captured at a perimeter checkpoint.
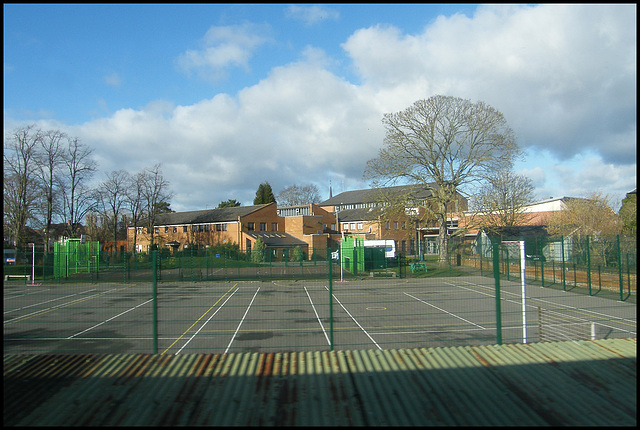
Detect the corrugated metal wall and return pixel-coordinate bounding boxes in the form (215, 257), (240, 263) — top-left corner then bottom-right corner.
(4, 338), (636, 426)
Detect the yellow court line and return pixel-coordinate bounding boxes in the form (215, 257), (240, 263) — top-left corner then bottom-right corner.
(4, 284), (138, 326)
(161, 283), (238, 355)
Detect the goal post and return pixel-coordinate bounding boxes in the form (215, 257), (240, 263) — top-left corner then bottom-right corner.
(502, 240), (527, 343)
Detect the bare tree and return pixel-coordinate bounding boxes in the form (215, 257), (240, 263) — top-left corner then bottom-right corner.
(95, 170), (131, 254)
(35, 129), (66, 252)
(125, 171), (147, 254)
(546, 193), (620, 237)
(546, 192), (621, 267)
(58, 137), (97, 238)
(364, 95), (521, 262)
(3, 125), (43, 248)
(140, 164), (173, 250)
(277, 184), (321, 206)
(469, 169), (536, 229)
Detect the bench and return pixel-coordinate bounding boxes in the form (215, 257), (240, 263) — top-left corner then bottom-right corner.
(370, 270), (396, 278)
(4, 274), (31, 281)
(410, 262), (427, 274)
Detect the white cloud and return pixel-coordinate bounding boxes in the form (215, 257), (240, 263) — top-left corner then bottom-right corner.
(175, 23), (272, 82)
(285, 5), (340, 26)
(342, 4), (636, 166)
(16, 4), (633, 213)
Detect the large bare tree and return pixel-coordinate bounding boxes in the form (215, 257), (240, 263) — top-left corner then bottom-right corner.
(125, 171), (147, 254)
(95, 170), (131, 254)
(3, 125), (43, 249)
(364, 95), (521, 262)
(35, 129), (66, 252)
(58, 137), (97, 238)
(469, 169), (536, 229)
(140, 164), (173, 250)
(277, 184), (321, 206)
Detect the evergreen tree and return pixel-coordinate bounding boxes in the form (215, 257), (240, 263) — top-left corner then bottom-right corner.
(254, 181), (276, 205)
(251, 237), (266, 263)
(218, 199), (241, 208)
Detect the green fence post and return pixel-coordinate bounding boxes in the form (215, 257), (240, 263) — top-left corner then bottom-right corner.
(152, 250), (158, 354)
(587, 235), (592, 295)
(617, 235), (624, 301)
(626, 253), (631, 299)
(328, 248), (334, 351)
(505, 247), (510, 281)
(479, 237), (483, 276)
(493, 242), (502, 345)
(561, 236), (566, 292)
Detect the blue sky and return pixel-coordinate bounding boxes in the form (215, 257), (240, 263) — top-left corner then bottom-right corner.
(4, 4), (636, 212)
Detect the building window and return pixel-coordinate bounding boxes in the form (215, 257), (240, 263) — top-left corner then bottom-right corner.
(385, 222), (390, 230)
(173, 227), (177, 233)
(357, 223), (363, 230)
(343, 223), (349, 231)
(446, 220), (459, 228)
(183, 226), (187, 233)
(401, 221), (406, 229)
(260, 222), (266, 231)
(393, 221), (398, 229)
(247, 222), (254, 231)
(154, 227), (159, 234)
(204, 224), (209, 232)
(164, 227), (169, 233)
(350, 223), (356, 230)
(271, 223), (278, 231)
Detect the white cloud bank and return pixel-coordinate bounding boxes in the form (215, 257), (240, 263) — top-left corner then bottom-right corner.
(26, 4), (636, 211)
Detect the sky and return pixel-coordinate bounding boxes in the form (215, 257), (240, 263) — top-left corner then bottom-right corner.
(4, 4), (637, 213)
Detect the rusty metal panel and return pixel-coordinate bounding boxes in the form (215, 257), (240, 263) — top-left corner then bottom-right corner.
(4, 338), (636, 426)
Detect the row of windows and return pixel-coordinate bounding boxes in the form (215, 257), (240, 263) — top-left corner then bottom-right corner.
(342, 222), (364, 231)
(143, 224), (230, 235)
(246, 222), (278, 232)
(342, 219), (459, 232)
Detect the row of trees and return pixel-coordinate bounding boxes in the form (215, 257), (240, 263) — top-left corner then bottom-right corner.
(4, 124), (173, 251)
(7, 96), (633, 259)
(253, 182), (321, 206)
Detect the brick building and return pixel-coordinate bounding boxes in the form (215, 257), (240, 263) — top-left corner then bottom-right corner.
(127, 185), (582, 259)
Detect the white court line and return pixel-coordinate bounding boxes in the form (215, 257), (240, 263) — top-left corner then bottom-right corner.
(225, 287), (260, 354)
(4, 289), (97, 315)
(176, 287), (239, 354)
(304, 286), (331, 346)
(67, 299), (153, 339)
(404, 292), (486, 329)
(4, 286), (126, 324)
(327, 287), (382, 351)
(452, 280), (637, 324)
(4, 288), (52, 300)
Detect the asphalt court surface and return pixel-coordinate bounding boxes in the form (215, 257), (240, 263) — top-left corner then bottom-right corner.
(4, 276), (636, 354)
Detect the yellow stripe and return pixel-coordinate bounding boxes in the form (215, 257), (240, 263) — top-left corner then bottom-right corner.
(161, 283), (238, 355)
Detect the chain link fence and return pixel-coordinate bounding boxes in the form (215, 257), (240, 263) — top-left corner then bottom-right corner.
(4, 234), (636, 354)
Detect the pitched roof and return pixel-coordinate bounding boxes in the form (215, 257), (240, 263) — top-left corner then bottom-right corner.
(247, 232), (308, 248)
(481, 225), (548, 238)
(336, 207), (384, 222)
(140, 205), (268, 227)
(320, 184), (436, 206)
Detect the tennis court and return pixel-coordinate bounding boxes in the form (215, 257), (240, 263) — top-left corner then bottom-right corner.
(4, 274), (636, 355)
